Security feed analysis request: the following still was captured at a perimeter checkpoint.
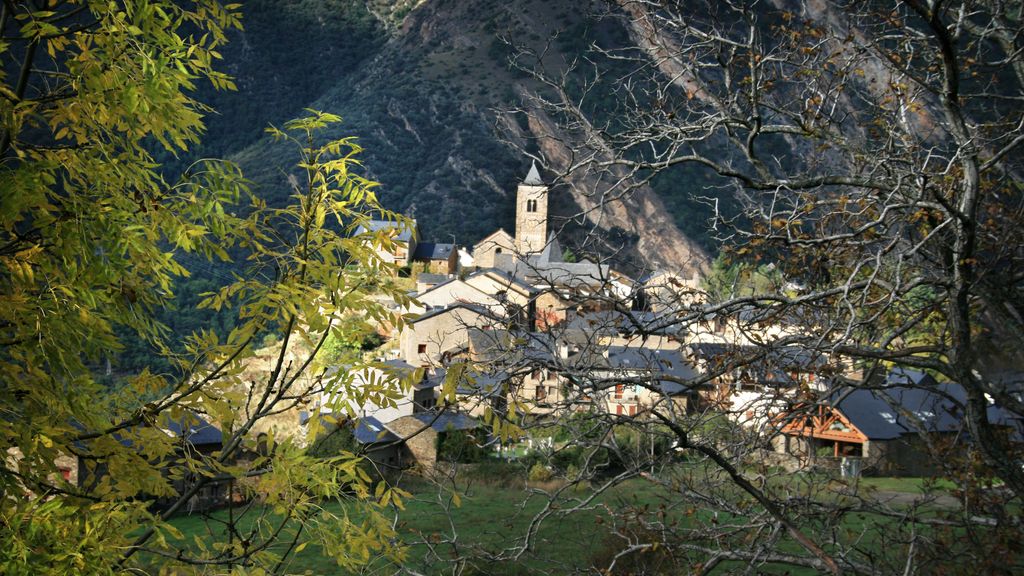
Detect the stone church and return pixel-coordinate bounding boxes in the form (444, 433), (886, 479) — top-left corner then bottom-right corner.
(470, 160), (548, 268)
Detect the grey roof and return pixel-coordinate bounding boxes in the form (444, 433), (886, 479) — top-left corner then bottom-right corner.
(689, 343), (826, 370)
(355, 220), (414, 243)
(412, 411), (480, 432)
(831, 369), (1019, 440)
(562, 310), (681, 337)
(602, 346), (698, 395)
(496, 253), (609, 288)
(538, 234), (563, 264)
(410, 302), (494, 324)
(417, 273), (449, 286)
(457, 367), (513, 396)
(413, 276), (458, 299)
(419, 367), (447, 390)
(161, 413), (222, 447)
(353, 416), (400, 445)
(467, 328), (511, 361)
(413, 242), (455, 261)
(524, 160), (544, 186)
(469, 267), (539, 294)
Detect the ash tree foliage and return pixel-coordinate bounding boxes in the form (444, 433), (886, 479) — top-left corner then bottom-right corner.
(460, 0), (1024, 574)
(0, 1), (413, 573)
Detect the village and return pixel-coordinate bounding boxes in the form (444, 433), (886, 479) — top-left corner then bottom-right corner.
(46, 161), (1021, 517)
(287, 161), (1021, 483)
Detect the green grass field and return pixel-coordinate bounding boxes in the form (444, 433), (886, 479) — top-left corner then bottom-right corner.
(148, 466), (966, 575)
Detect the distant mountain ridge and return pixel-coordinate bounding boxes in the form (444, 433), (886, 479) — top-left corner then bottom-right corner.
(181, 0), (716, 276)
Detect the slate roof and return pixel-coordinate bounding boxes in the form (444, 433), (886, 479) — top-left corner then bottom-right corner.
(456, 368), (514, 397)
(409, 302), (494, 324)
(524, 160), (544, 186)
(467, 327), (511, 361)
(353, 416), (401, 445)
(413, 242), (455, 261)
(829, 369), (1020, 440)
(495, 253), (609, 288)
(161, 414), (223, 447)
(538, 234), (563, 263)
(601, 346), (698, 396)
(417, 273), (449, 286)
(562, 310), (681, 337)
(468, 267), (539, 295)
(412, 411), (480, 432)
(355, 220), (414, 243)
(689, 343), (826, 370)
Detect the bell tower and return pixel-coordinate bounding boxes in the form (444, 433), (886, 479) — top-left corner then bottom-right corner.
(514, 160), (548, 254)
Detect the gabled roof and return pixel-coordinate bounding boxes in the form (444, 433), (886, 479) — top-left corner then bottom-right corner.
(412, 411), (480, 432)
(355, 220), (414, 243)
(90, 412), (223, 450)
(353, 416), (401, 445)
(601, 346), (698, 394)
(495, 253), (608, 289)
(410, 302), (498, 325)
(538, 233), (563, 264)
(413, 276), (458, 298)
(413, 242), (455, 261)
(417, 273), (449, 286)
(472, 228), (515, 250)
(161, 414), (223, 447)
(467, 267), (539, 295)
(562, 310), (682, 337)
(688, 343), (826, 370)
(825, 370), (1020, 440)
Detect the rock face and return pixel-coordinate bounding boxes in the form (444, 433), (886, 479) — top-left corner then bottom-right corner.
(195, 0), (717, 274)
(519, 109), (709, 276)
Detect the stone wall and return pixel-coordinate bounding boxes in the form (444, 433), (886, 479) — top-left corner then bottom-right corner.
(387, 416), (438, 471)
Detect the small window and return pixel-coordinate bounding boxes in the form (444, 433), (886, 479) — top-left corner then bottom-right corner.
(495, 247), (502, 254)
(417, 344), (427, 354)
(526, 199), (537, 212)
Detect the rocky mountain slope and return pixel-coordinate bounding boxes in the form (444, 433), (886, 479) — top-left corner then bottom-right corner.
(183, 0), (715, 276)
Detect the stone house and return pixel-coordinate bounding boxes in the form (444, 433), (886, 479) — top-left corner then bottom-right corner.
(470, 229), (515, 269)
(383, 412), (482, 471)
(412, 242), (458, 275)
(354, 219), (417, 267)
(315, 359), (437, 424)
(72, 412), (228, 513)
(772, 368), (1022, 476)
(399, 303), (499, 367)
(408, 277), (502, 316)
(686, 343), (832, 424)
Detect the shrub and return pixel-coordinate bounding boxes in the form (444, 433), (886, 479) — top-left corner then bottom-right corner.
(528, 462), (553, 483)
(437, 428), (490, 463)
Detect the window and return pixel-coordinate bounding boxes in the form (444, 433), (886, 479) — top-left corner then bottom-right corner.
(417, 344), (427, 354)
(526, 199), (537, 212)
(495, 247), (502, 254)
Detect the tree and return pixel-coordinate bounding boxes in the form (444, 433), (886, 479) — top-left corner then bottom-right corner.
(446, 1), (1024, 573)
(1, 2), (412, 573)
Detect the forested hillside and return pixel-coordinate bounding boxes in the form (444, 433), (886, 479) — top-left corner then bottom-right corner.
(177, 0), (719, 266)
